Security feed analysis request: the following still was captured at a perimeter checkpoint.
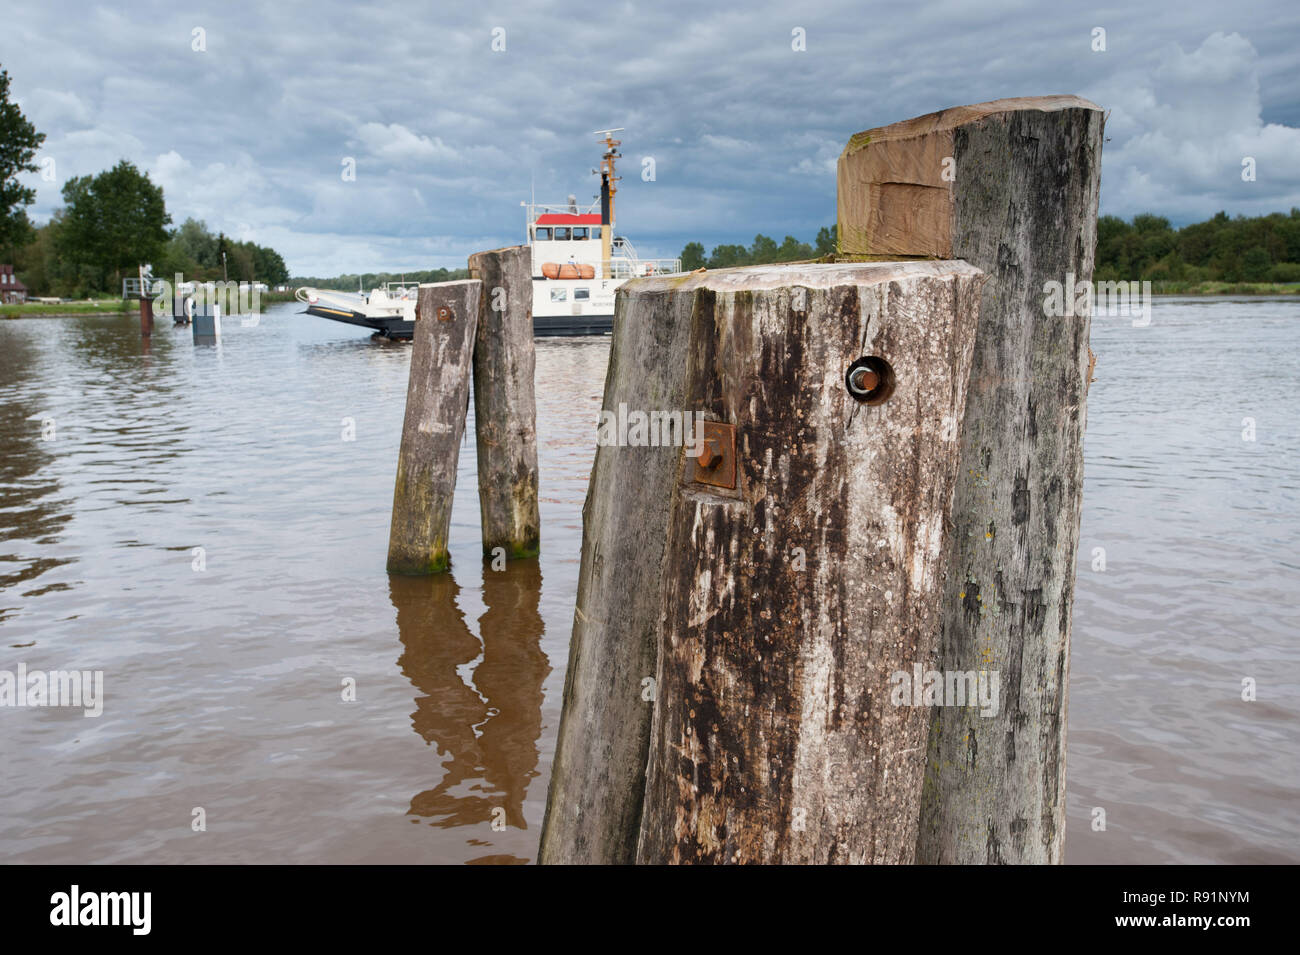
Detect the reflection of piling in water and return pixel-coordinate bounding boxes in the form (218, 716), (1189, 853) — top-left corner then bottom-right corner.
(473, 560), (548, 828)
(391, 573), (486, 826)
(390, 562), (547, 830)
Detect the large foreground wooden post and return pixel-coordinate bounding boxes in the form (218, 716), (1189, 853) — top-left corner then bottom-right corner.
(541, 261), (987, 863)
(838, 96), (1104, 863)
(386, 280), (481, 575)
(468, 246), (540, 561)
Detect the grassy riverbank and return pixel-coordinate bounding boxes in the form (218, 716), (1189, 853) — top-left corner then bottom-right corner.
(3, 290), (300, 319)
(1149, 281), (1300, 295)
(1, 299), (131, 318)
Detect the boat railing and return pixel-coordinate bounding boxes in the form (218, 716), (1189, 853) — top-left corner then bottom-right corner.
(607, 258), (683, 278)
(525, 200), (601, 221)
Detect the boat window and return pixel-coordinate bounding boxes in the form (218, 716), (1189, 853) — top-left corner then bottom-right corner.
(574, 289), (590, 301)
(535, 227), (551, 240)
(572, 227), (589, 240)
(591, 226), (601, 239)
(550, 288), (567, 302)
(554, 227), (571, 240)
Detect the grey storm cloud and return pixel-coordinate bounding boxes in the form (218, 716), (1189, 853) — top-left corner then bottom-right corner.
(4, 0), (1298, 275)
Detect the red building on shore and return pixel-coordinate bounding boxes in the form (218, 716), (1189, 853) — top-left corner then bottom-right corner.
(0, 265), (27, 304)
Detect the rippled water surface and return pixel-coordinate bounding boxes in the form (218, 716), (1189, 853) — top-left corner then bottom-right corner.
(1, 298), (1296, 864)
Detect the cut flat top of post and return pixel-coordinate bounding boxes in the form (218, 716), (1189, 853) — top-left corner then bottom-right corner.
(630, 260), (983, 294)
(842, 94), (1102, 156)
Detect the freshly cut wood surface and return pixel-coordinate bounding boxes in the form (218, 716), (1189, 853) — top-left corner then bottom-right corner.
(837, 95), (1100, 258)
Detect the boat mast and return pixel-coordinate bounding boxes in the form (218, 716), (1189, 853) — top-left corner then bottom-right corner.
(593, 128), (623, 279)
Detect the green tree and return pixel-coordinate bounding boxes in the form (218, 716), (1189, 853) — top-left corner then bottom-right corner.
(0, 66), (46, 256)
(680, 241), (706, 271)
(815, 225), (837, 256)
(253, 245), (288, 285)
(776, 235), (813, 261)
(56, 160), (171, 290)
(748, 234), (778, 263)
(707, 243), (750, 268)
(1242, 246), (1271, 282)
(172, 217), (220, 270)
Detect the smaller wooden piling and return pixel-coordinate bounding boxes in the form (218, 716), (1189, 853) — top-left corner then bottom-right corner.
(386, 279), (482, 575)
(467, 246), (540, 561)
(138, 294), (153, 337)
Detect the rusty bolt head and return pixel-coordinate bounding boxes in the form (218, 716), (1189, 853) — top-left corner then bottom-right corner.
(845, 356), (896, 404)
(848, 366), (880, 395)
(436, 306), (451, 322)
(697, 438), (722, 469)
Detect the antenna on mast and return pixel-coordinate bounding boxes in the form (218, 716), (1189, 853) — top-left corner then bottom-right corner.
(592, 128), (624, 278)
(595, 127), (624, 272)
(592, 127), (624, 200)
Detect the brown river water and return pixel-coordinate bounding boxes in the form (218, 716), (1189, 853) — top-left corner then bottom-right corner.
(1, 298), (1297, 864)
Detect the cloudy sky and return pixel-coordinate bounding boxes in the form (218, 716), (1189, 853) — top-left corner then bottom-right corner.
(5, 0), (1298, 276)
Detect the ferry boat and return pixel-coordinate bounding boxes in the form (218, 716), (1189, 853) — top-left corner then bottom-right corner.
(526, 129), (681, 335)
(297, 130), (679, 339)
(295, 282), (418, 338)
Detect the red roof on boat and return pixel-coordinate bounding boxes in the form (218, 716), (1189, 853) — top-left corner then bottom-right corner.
(535, 214), (602, 225)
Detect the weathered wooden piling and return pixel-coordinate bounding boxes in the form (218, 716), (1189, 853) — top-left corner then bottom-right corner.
(838, 96), (1104, 863)
(135, 268), (154, 337)
(386, 280), (481, 575)
(540, 261), (988, 863)
(467, 246), (540, 561)
(537, 275), (698, 864)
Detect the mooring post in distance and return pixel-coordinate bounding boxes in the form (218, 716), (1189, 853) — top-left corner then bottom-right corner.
(838, 95), (1104, 863)
(540, 261), (987, 864)
(136, 269), (153, 337)
(467, 246), (540, 562)
(386, 279), (482, 576)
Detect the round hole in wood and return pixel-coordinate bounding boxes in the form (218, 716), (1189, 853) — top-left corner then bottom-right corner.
(845, 356), (896, 405)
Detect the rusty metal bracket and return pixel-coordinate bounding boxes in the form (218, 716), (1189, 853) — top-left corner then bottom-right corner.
(690, 421), (737, 490)
(436, 305), (452, 322)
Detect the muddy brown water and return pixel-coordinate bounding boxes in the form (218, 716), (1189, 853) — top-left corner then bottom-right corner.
(0, 298), (1296, 863)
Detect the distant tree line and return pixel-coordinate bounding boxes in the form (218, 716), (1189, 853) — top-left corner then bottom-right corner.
(1095, 210), (1300, 283)
(290, 268), (469, 291)
(680, 213), (1300, 285)
(679, 226), (837, 270)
